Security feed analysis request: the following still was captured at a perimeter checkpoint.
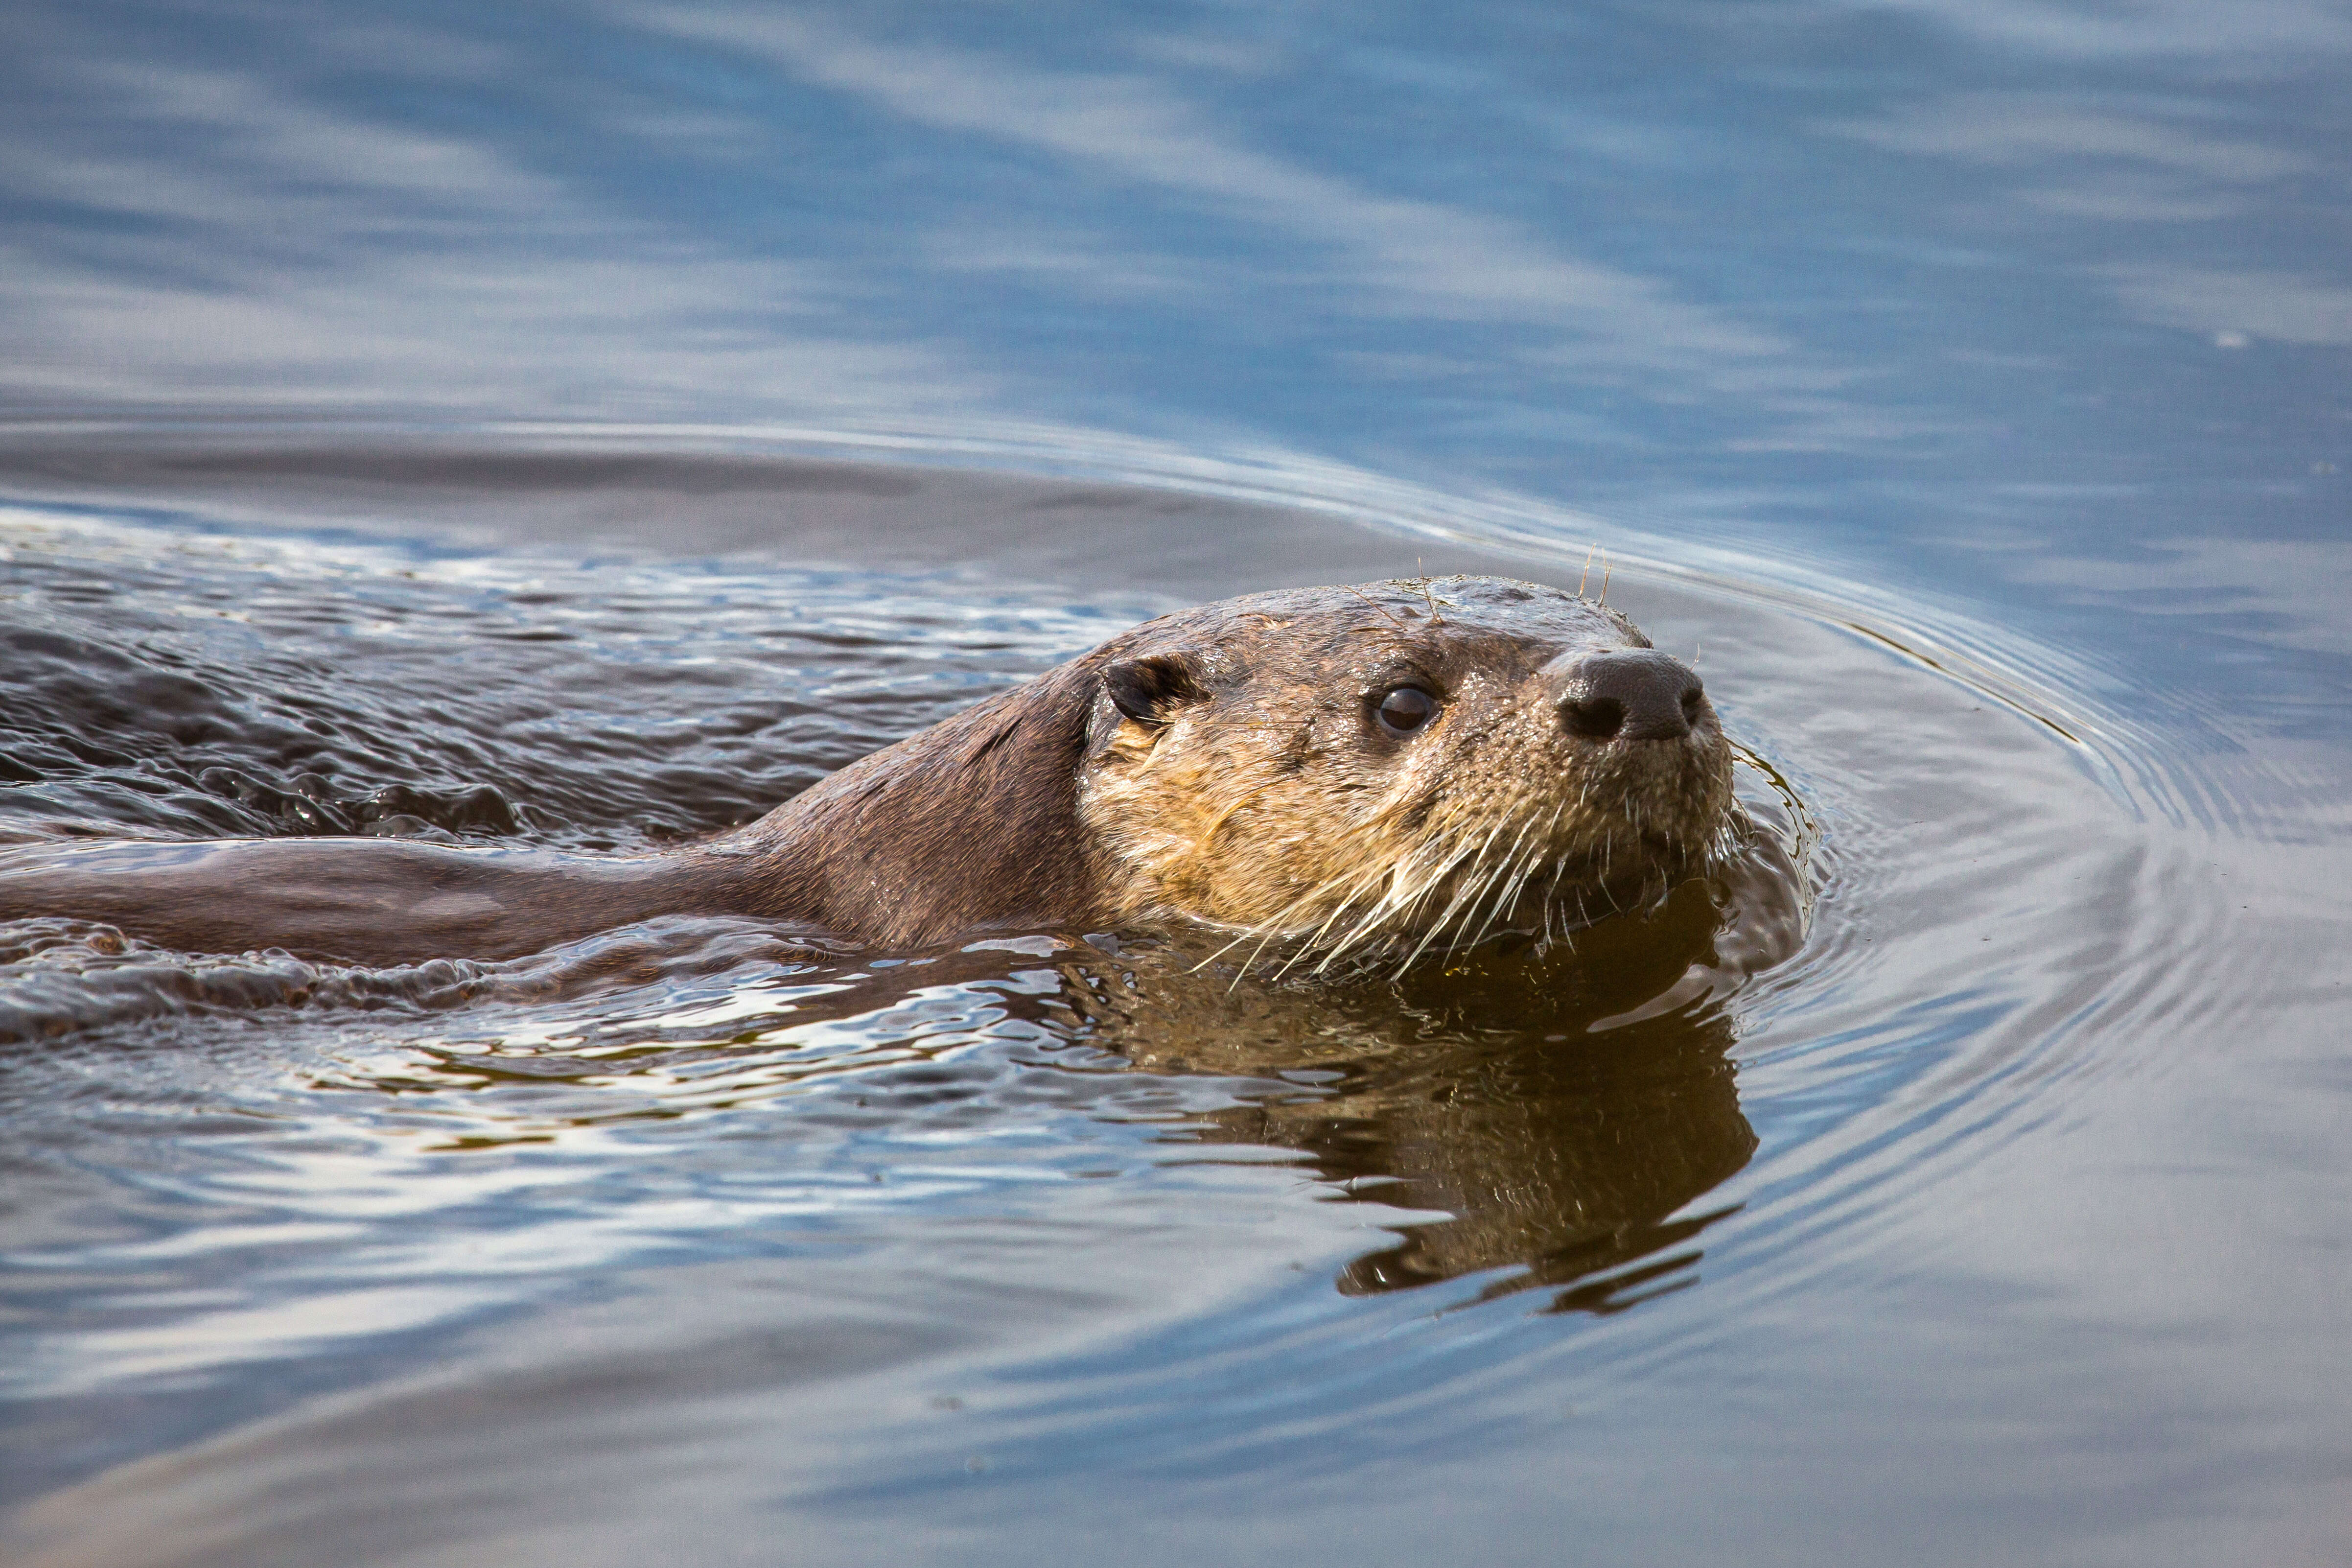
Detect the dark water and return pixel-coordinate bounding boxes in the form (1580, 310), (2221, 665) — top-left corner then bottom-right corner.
(3, 4), (2349, 1566)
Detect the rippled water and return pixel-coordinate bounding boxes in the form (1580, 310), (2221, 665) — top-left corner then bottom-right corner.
(4, 3), (2349, 1565)
(2, 449), (2329, 1565)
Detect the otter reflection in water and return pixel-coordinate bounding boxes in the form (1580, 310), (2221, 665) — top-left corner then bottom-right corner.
(0, 577), (1734, 971)
(1074, 833), (1795, 1308)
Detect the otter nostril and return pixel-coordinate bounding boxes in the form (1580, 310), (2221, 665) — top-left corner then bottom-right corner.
(1544, 649), (1703, 741)
(1563, 696), (1626, 740)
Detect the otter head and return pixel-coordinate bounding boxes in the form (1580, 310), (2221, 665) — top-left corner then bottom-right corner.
(1076, 576), (1735, 971)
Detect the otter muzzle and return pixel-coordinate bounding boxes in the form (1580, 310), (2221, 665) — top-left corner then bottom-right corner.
(1543, 649), (1705, 741)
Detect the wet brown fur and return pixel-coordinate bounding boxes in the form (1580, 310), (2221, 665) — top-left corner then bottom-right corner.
(0, 577), (1733, 967)
(1073, 577), (1733, 971)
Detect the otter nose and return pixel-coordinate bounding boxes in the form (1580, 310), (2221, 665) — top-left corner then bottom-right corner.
(1544, 649), (1705, 741)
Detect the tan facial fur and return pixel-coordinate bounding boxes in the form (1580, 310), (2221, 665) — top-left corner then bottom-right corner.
(1077, 577), (1736, 972)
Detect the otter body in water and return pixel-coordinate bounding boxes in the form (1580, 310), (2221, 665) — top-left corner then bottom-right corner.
(0, 577), (1732, 969)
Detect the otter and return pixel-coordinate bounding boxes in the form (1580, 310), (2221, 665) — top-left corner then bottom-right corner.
(0, 576), (1732, 970)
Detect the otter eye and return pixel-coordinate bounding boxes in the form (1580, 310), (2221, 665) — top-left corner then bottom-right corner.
(1374, 686), (1439, 737)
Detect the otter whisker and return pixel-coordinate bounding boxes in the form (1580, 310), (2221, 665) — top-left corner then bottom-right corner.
(1316, 831), (1478, 974)
(1434, 813), (1542, 963)
(1284, 862), (1409, 977)
(1401, 815), (1518, 963)
(1198, 855), (1387, 978)
(1395, 804), (1534, 972)
(1458, 853), (1539, 959)
(1226, 836), (1438, 979)
(1466, 831), (1552, 952)
(1344, 585), (1412, 632)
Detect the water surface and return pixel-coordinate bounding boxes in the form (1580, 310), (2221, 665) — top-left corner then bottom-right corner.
(2, 3), (2348, 1565)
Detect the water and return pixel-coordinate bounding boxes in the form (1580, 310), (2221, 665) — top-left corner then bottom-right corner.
(2, 4), (2348, 1565)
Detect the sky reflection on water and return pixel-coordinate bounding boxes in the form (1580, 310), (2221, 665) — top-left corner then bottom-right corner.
(9, 2), (2346, 495)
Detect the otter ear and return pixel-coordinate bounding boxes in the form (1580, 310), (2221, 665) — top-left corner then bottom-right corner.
(1102, 651), (1209, 727)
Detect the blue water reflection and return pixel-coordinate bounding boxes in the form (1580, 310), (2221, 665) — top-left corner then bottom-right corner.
(11, 3), (2346, 508)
